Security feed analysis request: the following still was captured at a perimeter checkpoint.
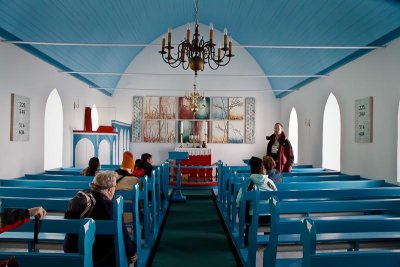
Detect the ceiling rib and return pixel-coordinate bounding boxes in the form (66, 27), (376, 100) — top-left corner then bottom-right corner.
(2, 40), (383, 50)
(59, 71), (328, 78)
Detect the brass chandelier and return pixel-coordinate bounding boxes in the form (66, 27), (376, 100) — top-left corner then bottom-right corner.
(159, 0), (234, 75)
(184, 74), (205, 113)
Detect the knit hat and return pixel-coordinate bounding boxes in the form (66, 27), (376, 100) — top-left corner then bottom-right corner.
(121, 151), (134, 170)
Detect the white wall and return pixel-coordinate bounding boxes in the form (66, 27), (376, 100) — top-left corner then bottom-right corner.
(0, 43), (110, 178)
(281, 38), (400, 182)
(111, 24), (280, 165)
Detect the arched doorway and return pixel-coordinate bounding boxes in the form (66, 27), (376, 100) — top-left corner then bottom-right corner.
(288, 107), (298, 164)
(44, 89), (63, 170)
(322, 93), (341, 171)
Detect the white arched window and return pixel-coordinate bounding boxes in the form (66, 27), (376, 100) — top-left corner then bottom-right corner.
(397, 100), (400, 181)
(288, 107), (299, 164)
(91, 104), (99, 131)
(44, 89), (63, 170)
(322, 93), (341, 171)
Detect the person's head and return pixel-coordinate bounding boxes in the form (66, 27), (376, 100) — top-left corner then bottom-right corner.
(90, 171), (117, 200)
(274, 123), (284, 136)
(88, 157), (100, 170)
(141, 153), (153, 164)
(263, 156), (276, 172)
(121, 151), (134, 173)
(249, 156), (265, 175)
(134, 159), (142, 170)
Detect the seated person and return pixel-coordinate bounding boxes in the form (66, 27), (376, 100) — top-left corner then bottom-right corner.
(263, 156), (283, 183)
(237, 156), (277, 245)
(115, 151), (140, 190)
(115, 152), (142, 224)
(80, 157), (100, 176)
(141, 153), (153, 178)
(0, 206), (46, 233)
(132, 159), (145, 177)
(64, 171), (137, 265)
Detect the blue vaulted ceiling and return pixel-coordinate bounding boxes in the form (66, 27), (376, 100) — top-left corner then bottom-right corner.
(0, 0), (400, 97)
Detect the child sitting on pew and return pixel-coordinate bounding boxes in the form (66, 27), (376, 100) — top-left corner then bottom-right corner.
(64, 171), (138, 265)
(263, 156), (283, 183)
(237, 156), (277, 245)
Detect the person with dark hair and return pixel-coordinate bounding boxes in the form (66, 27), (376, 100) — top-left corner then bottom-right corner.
(141, 153), (153, 178)
(81, 157), (100, 176)
(263, 156), (283, 183)
(64, 171), (137, 265)
(132, 159), (145, 177)
(237, 156), (277, 245)
(0, 207), (46, 233)
(266, 122), (294, 172)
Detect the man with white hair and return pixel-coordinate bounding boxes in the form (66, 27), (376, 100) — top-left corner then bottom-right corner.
(64, 170), (137, 265)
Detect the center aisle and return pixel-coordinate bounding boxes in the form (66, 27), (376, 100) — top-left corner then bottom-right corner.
(150, 190), (238, 267)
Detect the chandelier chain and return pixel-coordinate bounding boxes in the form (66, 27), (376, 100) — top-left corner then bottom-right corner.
(194, 0), (199, 23)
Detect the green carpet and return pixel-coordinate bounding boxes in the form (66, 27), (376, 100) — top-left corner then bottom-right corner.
(150, 190), (238, 267)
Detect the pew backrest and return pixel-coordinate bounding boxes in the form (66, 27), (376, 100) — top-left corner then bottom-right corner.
(0, 196), (130, 267)
(300, 217), (400, 267)
(0, 218), (95, 267)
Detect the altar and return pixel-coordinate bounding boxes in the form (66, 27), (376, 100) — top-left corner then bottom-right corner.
(174, 148), (212, 180)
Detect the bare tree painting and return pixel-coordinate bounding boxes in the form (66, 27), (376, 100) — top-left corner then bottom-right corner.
(212, 97), (228, 120)
(212, 120), (228, 143)
(143, 120), (160, 142)
(160, 97), (176, 119)
(160, 119), (175, 143)
(178, 97), (195, 119)
(136, 95), (253, 144)
(194, 97), (210, 120)
(144, 97), (160, 119)
(228, 97), (244, 120)
(228, 121), (244, 143)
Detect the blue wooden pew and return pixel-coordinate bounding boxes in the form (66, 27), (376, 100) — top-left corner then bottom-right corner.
(0, 196), (131, 267)
(230, 182), (400, 266)
(276, 179), (385, 190)
(283, 174), (362, 182)
(261, 196), (400, 267)
(0, 179), (89, 189)
(222, 175), (392, 233)
(217, 161), (249, 204)
(300, 217), (400, 267)
(24, 174), (93, 181)
(0, 175), (164, 254)
(282, 171), (341, 176)
(0, 218), (95, 267)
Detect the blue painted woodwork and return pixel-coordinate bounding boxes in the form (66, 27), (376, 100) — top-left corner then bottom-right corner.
(72, 131), (117, 167)
(300, 217), (400, 267)
(168, 151), (189, 202)
(0, 218), (95, 267)
(111, 120), (132, 165)
(0, 196), (129, 267)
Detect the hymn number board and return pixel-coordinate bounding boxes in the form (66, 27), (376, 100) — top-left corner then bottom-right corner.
(10, 93), (30, 141)
(354, 96), (373, 143)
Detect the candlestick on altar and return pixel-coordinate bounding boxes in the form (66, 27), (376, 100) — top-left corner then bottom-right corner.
(180, 133), (183, 148)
